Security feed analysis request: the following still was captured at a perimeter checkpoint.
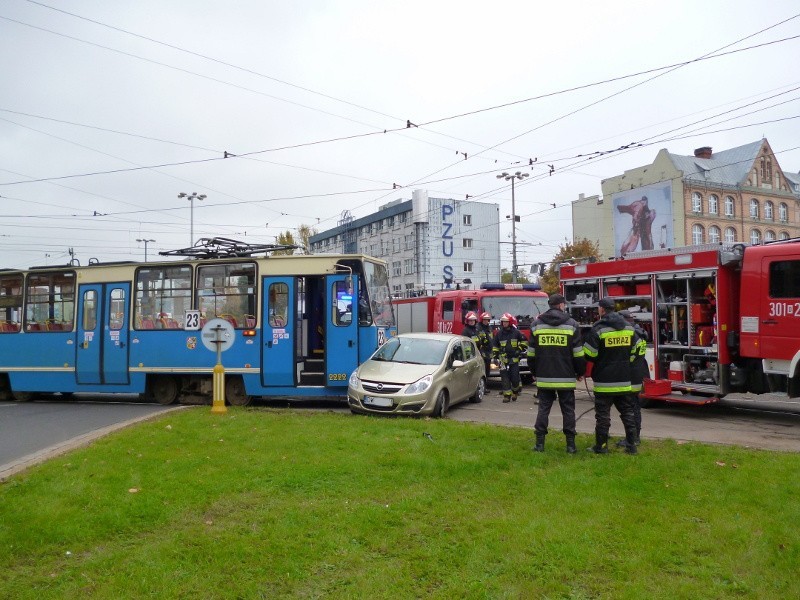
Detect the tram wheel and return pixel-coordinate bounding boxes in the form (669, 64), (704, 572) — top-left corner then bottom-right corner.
(225, 376), (252, 406)
(151, 376), (179, 405)
(12, 391), (34, 402)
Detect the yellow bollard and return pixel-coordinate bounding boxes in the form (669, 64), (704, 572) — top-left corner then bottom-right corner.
(211, 361), (227, 414)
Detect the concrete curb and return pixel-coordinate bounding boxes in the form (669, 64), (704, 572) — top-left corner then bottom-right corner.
(0, 405), (190, 482)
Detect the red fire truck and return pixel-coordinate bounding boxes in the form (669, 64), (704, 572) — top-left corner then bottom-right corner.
(391, 283), (549, 381)
(559, 240), (800, 407)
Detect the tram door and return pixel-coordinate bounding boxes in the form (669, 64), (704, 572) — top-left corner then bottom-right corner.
(76, 283), (131, 385)
(326, 275), (358, 387)
(262, 277), (296, 386)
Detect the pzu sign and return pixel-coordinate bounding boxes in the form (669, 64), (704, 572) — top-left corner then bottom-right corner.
(441, 203), (454, 288)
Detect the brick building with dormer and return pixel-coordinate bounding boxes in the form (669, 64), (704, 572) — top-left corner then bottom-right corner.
(573, 138), (800, 258)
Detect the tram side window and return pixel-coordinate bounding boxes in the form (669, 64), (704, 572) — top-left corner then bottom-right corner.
(196, 262), (256, 329)
(109, 288), (125, 330)
(333, 281), (353, 326)
(0, 273), (23, 333)
(268, 282), (289, 328)
(24, 271), (76, 333)
(82, 290), (97, 330)
(135, 265), (192, 330)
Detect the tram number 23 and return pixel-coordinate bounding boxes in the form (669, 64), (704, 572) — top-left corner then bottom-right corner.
(328, 373), (348, 381)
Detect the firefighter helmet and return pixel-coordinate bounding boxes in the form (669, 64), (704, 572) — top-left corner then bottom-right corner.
(500, 312), (513, 323)
(465, 311), (478, 322)
(480, 312), (491, 321)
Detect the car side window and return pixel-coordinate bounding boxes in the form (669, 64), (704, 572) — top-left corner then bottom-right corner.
(463, 340), (475, 360)
(451, 344), (464, 363)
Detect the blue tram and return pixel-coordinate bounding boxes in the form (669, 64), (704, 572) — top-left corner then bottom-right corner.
(0, 238), (396, 405)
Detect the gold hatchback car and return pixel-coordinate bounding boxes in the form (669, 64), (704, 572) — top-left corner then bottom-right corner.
(348, 332), (486, 417)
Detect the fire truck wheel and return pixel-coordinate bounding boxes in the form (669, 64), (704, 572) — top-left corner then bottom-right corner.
(521, 374), (534, 385)
(470, 377), (485, 403)
(433, 390), (449, 418)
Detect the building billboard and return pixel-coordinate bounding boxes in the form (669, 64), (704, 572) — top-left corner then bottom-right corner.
(611, 182), (674, 256)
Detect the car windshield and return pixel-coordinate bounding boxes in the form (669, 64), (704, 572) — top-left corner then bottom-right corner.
(372, 337), (449, 365)
(481, 295), (549, 329)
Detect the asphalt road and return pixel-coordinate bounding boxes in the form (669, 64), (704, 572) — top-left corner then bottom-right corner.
(0, 398), (182, 480)
(448, 383), (800, 452)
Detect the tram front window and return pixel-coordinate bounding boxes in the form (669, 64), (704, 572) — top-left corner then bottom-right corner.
(363, 261), (394, 327)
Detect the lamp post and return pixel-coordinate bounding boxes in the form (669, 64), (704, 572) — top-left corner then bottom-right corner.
(496, 171), (528, 282)
(178, 192), (207, 246)
(136, 238), (156, 262)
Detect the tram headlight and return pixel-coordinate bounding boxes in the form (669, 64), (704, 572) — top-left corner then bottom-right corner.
(348, 370), (360, 389)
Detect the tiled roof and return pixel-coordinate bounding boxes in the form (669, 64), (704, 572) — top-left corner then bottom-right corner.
(668, 139), (764, 187)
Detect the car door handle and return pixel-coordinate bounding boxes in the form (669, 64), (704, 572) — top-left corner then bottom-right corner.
(762, 320), (778, 325)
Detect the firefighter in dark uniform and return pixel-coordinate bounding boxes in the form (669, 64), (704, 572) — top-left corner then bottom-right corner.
(492, 313), (527, 402)
(461, 311), (480, 342)
(527, 294), (586, 454)
(583, 297), (640, 454)
(618, 310), (648, 448)
(477, 312), (494, 378)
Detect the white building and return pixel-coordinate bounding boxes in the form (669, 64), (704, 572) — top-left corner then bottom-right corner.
(309, 190), (501, 297)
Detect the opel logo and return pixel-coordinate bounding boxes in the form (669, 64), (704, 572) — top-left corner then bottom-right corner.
(376, 383), (384, 391)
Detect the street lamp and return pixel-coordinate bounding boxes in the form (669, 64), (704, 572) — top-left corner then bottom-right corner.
(178, 192), (207, 246)
(496, 171), (528, 282)
(136, 238), (156, 262)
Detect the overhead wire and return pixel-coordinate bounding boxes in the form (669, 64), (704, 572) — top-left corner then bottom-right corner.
(1, 8), (794, 262)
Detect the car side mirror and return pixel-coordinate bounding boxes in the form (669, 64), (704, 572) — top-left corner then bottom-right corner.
(452, 359), (465, 369)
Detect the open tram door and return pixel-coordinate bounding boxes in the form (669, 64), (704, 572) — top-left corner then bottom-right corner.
(261, 274), (359, 389)
(76, 283), (131, 385)
(326, 274), (359, 387)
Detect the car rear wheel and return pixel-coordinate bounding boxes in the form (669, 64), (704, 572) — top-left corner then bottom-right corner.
(470, 377), (485, 403)
(433, 389), (448, 418)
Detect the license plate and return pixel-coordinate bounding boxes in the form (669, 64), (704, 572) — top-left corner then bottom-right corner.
(363, 396), (393, 408)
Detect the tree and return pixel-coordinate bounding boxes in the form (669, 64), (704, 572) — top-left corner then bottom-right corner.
(274, 230), (297, 255)
(296, 224), (318, 254)
(274, 225), (317, 255)
(500, 268), (530, 284)
(539, 238), (601, 294)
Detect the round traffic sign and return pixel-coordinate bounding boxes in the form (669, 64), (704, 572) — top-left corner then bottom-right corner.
(201, 318), (236, 352)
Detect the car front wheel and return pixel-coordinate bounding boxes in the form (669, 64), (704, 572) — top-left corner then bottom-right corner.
(433, 389), (448, 418)
(470, 377), (485, 403)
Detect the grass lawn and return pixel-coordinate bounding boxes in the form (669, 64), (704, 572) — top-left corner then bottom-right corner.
(1, 407), (798, 599)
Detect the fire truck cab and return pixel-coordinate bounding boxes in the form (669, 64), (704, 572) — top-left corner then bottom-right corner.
(392, 282), (549, 382)
(559, 240), (800, 407)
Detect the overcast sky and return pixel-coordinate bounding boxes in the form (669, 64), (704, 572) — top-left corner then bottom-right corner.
(2, 0), (799, 270)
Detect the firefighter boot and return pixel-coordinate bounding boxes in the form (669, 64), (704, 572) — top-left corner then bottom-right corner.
(533, 434), (545, 452)
(624, 428), (638, 455)
(566, 435), (577, 454)
(590, 433), (609, 454)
